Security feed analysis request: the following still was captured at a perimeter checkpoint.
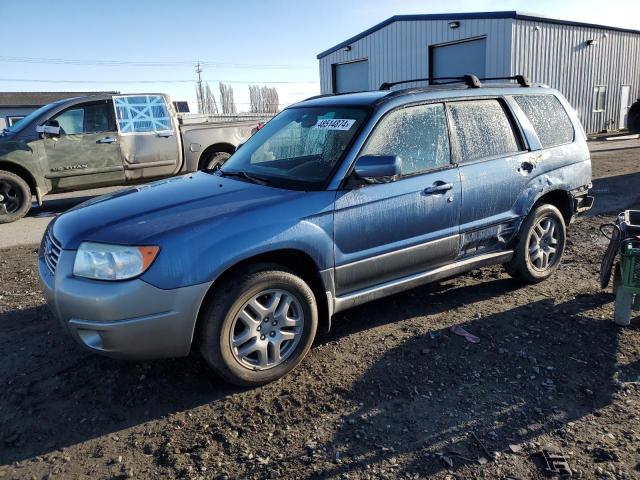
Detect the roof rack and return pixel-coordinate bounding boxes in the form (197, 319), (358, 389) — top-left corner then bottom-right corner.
(379, 74), (531, 90)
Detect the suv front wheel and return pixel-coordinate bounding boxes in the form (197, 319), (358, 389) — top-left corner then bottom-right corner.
(199, 264), (318, 386)
(506, 204), (567, 283)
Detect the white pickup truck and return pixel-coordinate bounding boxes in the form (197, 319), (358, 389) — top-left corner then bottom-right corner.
(0, 93), (265, 222)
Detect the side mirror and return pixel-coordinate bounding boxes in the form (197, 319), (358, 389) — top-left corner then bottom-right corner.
(353, 155), (402, 183)
(36, 120), (60, 137)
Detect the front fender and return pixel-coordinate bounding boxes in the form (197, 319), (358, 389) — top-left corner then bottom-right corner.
(0, 139), (49, 197)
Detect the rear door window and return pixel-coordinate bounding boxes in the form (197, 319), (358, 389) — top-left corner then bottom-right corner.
(447, 99), (522, 163)
(361, 103), (451, 175)
(84, 102), (116, 133)
(514, 94), (575, 147)
(113, 95), (172, 134)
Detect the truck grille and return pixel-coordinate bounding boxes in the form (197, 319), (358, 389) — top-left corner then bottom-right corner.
(43, 229), (62, 275)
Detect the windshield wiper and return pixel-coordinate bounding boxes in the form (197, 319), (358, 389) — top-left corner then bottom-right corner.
(219, 169), (270, 186)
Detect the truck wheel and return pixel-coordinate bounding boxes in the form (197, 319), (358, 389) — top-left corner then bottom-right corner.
(199, 263), (318, 386)
(505, 204), (566, 284)
(0, 170), (31, 224)
(201, 152), (231, 170)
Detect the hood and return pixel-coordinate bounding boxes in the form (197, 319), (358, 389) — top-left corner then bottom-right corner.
(52, 172), (306, 249)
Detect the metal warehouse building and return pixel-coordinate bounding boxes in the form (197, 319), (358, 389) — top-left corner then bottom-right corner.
(317, 11), (640, 133)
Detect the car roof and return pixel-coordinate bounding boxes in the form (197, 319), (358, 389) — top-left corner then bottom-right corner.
(290, 83), (554, 109)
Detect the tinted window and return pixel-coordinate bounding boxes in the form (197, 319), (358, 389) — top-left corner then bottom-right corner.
(514, 95), (574, 148)
(361, 103), (450, 175)
(448, 99), (521, 162)
(84, 103), (115, 133)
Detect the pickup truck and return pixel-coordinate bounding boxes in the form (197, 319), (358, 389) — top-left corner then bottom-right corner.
(0, 93), (260, 223)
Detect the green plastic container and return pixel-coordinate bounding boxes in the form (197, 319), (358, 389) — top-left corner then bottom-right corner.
(614, 211), (640, 325)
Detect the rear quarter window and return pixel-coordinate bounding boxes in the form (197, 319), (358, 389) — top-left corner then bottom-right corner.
(514, 94), (575, 148)
(448, 99), (522, 163)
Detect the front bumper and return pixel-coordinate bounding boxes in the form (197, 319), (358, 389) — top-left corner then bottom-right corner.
(38, 249), (211, 360)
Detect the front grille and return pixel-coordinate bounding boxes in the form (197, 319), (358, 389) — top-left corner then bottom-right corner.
(43, 229), (62, 275)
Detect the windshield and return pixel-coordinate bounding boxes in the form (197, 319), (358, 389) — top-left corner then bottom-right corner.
(5, 101), (63, 133)
(220, 106), (369, 190)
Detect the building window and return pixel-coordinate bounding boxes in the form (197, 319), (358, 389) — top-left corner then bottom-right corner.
(6, 116), (25, 126)
(593, 85), (607, 112)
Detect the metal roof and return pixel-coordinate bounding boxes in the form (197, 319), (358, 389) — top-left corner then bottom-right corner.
(317, 11), (640, 59)
(0, 91), (118, 107)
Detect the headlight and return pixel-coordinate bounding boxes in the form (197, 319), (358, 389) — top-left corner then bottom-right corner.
(73, 242), (159, 281)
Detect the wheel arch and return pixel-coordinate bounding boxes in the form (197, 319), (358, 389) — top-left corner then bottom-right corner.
(532, 189), (573, 224)
(193, 248), (331, 349)
(197, 143), (236, 170)
(0, 161), (41, 203)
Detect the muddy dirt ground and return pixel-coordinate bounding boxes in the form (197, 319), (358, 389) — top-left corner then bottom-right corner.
(1, 144), (640, 480)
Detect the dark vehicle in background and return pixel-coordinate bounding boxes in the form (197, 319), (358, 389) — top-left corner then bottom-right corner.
(0, 93), (260, 222)
(39, 77), (593, 386)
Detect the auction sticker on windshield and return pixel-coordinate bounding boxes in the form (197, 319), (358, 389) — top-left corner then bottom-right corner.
(313, 119), (356, 130)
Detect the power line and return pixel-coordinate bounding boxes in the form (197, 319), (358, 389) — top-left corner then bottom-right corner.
(0, 78), (319, 85)
(0, 55), (316, 70)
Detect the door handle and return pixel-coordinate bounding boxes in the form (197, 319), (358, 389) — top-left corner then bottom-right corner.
(423, 182), (453, 195)
(96, 136), (117, 144)
(156, 131), (174, 138)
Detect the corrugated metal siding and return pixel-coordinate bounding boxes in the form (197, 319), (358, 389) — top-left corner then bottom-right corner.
(319, 17), (640, 133)
(319, 19), (512, 93)
(511, 19), (640, 133)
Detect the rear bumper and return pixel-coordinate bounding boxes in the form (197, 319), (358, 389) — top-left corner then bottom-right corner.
(572, 185), (594, 216)
(38, 249), (211, 360)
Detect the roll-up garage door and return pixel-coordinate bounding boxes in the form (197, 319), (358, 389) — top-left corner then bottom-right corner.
(333, 60), (369, 93)
(430, 37), (486, 80)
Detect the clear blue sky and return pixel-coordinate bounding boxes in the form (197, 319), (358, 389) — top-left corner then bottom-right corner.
(2, 0), (638, 111)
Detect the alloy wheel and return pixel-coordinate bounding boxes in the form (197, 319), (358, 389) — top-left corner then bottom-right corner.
(0, 179), (23, 215)
(528, 216), (560, 271)
(230, 289), (304, 370)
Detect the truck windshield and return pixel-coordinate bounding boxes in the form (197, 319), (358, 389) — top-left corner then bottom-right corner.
(220, 106), (369, 190)
(5, 101), (63, 134)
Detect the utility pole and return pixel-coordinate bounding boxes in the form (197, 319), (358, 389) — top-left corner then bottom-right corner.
(195, 62), (204, 113)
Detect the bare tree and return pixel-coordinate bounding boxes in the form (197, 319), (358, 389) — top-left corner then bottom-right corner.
(249, 85), (279, 113)
(219, 82), (237, 114)
(204, 83), (219, 114)
(262, 86), (279, 113)
(196, 82), (219, 114)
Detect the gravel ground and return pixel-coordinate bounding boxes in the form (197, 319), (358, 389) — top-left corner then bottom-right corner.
(1, 148), (640, 480)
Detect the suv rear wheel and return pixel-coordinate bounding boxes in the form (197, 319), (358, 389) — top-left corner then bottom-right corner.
(199, 264), (318, 386)
(0, 170), (31, 224)
(506, 204), (566, 283)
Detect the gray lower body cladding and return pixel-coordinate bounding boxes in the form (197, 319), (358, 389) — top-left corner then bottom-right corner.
(38, 250), (211, 360)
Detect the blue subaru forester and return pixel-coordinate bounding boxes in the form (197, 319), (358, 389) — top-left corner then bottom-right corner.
(39, 77), (593, 386)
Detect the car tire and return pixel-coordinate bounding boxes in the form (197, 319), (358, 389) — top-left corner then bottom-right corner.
(505, 204), (566, 284)
(201, 152), (231, 171)
(199, 263), (318, 386)
(0, 170), (31, 224)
